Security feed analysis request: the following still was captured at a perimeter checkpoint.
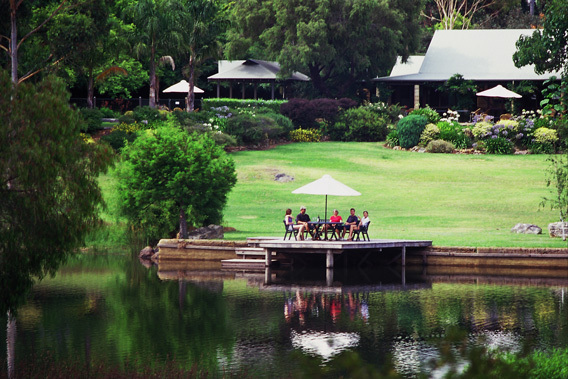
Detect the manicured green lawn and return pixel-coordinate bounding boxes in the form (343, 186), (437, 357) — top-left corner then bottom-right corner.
(222, 142), (568, 248)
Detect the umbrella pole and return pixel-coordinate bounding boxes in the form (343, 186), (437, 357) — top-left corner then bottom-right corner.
(324, 195), (328, 222)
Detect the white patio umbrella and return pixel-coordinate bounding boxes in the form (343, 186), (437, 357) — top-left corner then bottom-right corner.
(292, 174), (361, 222)
(163, 79), (204, 94)
(476, 85), (522, 99)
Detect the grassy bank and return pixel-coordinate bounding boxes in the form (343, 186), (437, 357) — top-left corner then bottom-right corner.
(222, 142), (567, 248)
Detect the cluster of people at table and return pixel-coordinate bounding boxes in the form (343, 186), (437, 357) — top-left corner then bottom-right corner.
(284, 206), (370, 241)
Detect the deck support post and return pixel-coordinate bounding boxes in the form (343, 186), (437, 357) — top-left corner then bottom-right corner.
(401, 246), (406, 266)
(264, 266), (272, 284)
(326, 268), (333, 286)
(326, 249), (334, 268)
(265, 249), (271, 266)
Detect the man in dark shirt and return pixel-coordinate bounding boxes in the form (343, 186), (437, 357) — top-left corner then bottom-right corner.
(296, 206), (313, 238)
(343, 208), (359, 239)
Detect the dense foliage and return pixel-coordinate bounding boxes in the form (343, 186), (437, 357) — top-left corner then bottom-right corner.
(280, 98), (357, 128)
(226, 0), (424, 98)
(115, 127), (236, 241)
(397, 114), (428, 148)
(0, 71), (112, 313)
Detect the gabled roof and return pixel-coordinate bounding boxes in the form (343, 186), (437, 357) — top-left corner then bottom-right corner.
(208, 59), (310, 81)
(376, 29), (562, 82)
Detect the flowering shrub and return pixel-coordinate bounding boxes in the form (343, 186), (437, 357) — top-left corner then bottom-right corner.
(437, 121), (471, 149)
(362, 102), (405, 123)
(289, 128), (322, 142)
(484, 136), (514, 154)
(471, 122), (494, 139)
(440, 109), (460, 123)
(530, 127), (558, 154)
(410, 106), (441, 124)
(419, 123), (440, 146)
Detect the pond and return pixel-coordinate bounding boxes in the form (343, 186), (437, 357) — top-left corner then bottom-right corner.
(1, 253), (567, 378)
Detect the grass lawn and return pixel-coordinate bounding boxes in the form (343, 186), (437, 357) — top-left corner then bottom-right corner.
(222, 142), (568, 248)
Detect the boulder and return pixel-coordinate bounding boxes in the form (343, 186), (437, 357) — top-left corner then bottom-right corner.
(548, 222), (568, 238)
(511, 223), (542, 234)
(275, 173), (294, 182)
(187, 224), (224, 239)
(139, 246), (155, 260)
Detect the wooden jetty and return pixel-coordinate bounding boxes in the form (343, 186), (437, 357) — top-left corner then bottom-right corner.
(221, 237), (433, 269)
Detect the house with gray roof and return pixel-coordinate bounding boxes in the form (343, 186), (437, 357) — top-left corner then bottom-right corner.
(208, 59), (310, 100)
(374, 29), (562, 114)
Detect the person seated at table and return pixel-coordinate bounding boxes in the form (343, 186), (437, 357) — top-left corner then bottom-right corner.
(324, 209), (343, 238)
(343, 208), (359, 239)
(347, 210), (370, 241)
(284, 208), (305, 240)
(296, 206), (314, 238)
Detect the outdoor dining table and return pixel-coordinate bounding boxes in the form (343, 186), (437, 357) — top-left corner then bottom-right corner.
(308, 221), (344, 241)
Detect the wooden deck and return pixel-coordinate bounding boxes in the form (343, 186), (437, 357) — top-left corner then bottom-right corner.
(242, 237), (433, 268)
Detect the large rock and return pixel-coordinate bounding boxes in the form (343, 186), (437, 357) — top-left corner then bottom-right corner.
(511, 223), (542, 234)
(548, 222), (568, 238)
(139, 246), (155, 259)
(187, 224), (224, 239)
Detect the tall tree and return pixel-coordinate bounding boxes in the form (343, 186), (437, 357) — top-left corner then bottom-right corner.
(179, 0), (227, 112)
(226, 0), (424, 98)
(126, 0), (182, 108)
(0, 70), (113, 313)
(116, 127), (236, 240)
(422, 0), (498, 29)
(513, 0), (568, 79)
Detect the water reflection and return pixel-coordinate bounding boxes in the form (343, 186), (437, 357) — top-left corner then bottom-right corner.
(3, 255), (568, 378)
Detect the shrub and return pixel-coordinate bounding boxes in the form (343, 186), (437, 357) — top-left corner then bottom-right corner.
(425, 139), (455, 153)
(280, 98), (357, 128)
(484, 136), (514, 154)
(202, 98), (286, 113)
(289, 128), (322, 142)
(328, 107), (389, 141)
(224, 113), (283, 145)
(99, 107), (118, 118)
(132, 106), (164, 125)
(419, 123), (440, 146)
(471, 121), (494, 139)
(397, 114), (428, 148)
(208, 131), (237, 148)
(261, 112), (294, 134)
(385, 129), (399, 147)
(362, 102), (405, 123)
(410, 105), (441, 124)
(530, 127), (558, 154)
(437, 121), (471, 149)
(79, 107), (103, 133)
(100, 129), (138, 152)
(118, 111), (135, 124)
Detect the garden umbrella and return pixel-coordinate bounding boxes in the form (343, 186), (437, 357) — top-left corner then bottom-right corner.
(163, 80), (204, 93)
(476, 85), (522, 99)
(292, 174), (361, 222)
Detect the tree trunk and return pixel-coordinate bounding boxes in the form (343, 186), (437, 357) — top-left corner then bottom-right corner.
(149, 45), (157, 109)
(308, 64), (330, 97)
(10, 3), (18, 84)
(529, 0), (535, 16)
(186, 54), (195, 112)
(179, 206), (188, 239)
(87, 69), (94, 109)
(6, 311), (16, 378)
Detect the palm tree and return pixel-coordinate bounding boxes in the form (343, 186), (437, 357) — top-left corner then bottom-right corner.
(180, 0), (227, 111)
(129, 0), (182, 108)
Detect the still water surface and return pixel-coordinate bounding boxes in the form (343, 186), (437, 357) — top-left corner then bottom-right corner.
(2, 253), (568, 377)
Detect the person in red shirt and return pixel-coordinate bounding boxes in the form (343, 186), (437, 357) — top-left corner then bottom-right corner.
(325, 209), (343, 239)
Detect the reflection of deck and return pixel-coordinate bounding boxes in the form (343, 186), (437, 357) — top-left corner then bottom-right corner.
(246, 237), (433, 268)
